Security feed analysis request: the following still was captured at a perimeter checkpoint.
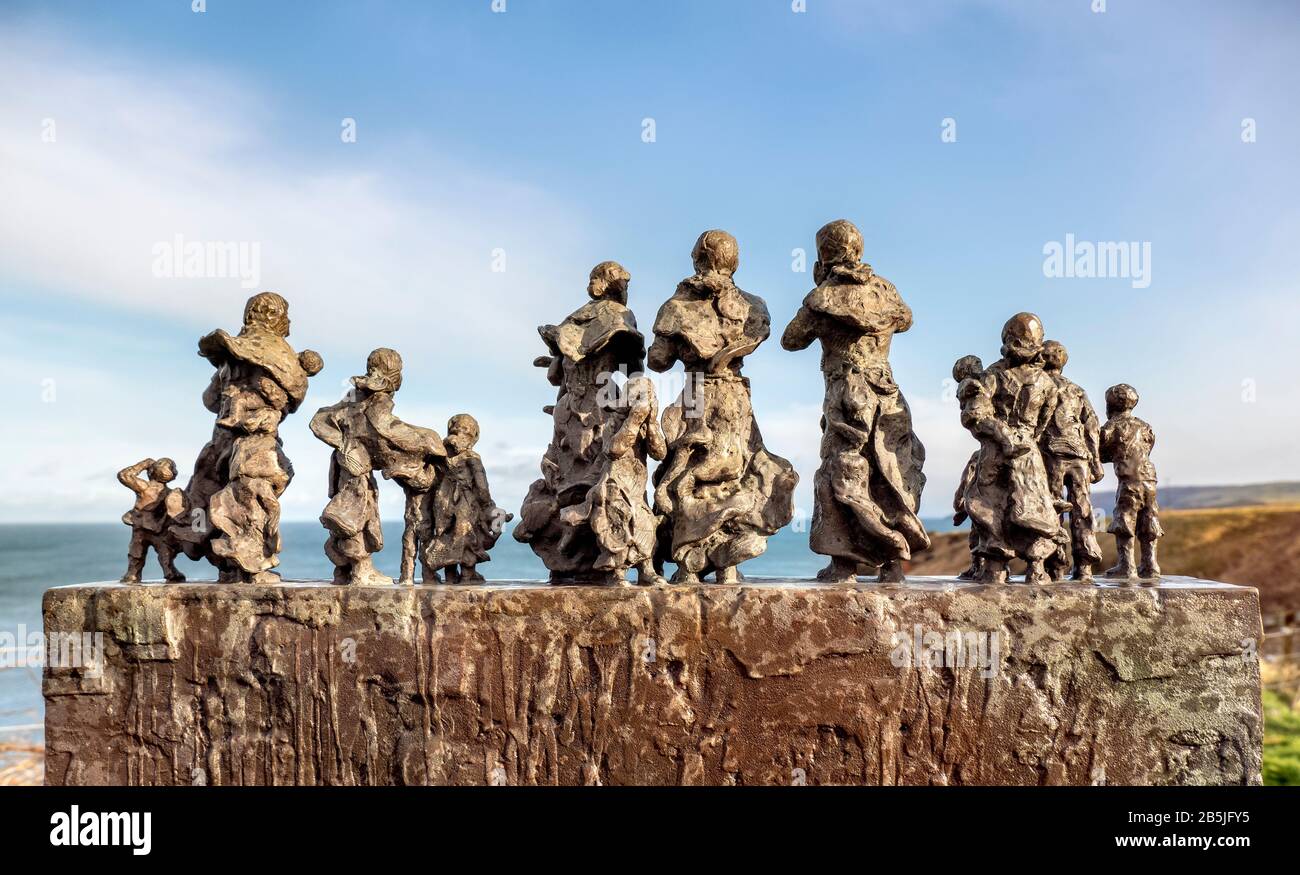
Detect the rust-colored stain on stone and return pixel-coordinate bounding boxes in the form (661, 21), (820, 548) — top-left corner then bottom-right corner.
(42, 578), (1262, 786)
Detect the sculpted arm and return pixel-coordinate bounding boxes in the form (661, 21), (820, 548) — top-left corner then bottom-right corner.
(366, 394), (398, 435)
(875, 283), (914, 334)
(607, 408), (643, 460)
(470, 456), (491, 500)
(1036, 380), (1060, 440)
(309, 404), (343, 448)
(960, 379), (1022, 456)
(1082, 396), (1104, 481)
(952, 454), (976, 524)
(117, 459), (152, 494)
(1099, 422), (1116, 464)
(748, 295), (773, 345)
(862, 283), (913, 335)
(780, 305), (820, 351)
(646, 414), (668, 462)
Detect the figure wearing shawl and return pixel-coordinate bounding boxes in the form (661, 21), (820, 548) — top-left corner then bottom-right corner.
(781, 220), (929, 582)
(172, 292), (322, 582)
(1100, 383), (1163, 580)
(950, 354), (1011, 581)
(515, 261), (650, 584)
(649, 230), (798, 583)
(961, 313), (1062, 584)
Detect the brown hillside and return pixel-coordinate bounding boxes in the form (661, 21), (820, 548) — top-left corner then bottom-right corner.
(911, 504), (1300, 622)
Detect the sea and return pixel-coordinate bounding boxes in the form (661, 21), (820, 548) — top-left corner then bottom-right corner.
(0, 517), (954, 745)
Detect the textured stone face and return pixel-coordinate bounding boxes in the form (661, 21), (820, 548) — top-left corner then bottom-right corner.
(43, 578), (1262, 786)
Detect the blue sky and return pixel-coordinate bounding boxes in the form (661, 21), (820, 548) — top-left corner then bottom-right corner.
(1, 0), (1297, 523)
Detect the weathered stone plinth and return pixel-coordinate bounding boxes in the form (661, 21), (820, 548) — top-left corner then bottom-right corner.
(43, 577), (1263, 786)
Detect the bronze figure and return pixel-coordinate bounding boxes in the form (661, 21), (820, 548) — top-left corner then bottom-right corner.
(650, 230), (798, 583)
(311, 348), (443, 586)
(1101, 383), (1163, 580)
(1040, 340), (1104, 581)
(422, 414), (512, 583)
(515, 261), (651, 584)
(781, 220), (929, 582)
(170, 292), (322, 582)
(568, 374), (667, 585)
(118, 458), (186, 582)
(956, 313), (1061, 584)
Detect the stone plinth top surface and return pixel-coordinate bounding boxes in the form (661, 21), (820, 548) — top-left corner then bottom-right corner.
(50, 574), (1254, 592)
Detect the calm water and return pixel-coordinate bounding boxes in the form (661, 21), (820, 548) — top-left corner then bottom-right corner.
(0, 517), (953, 742)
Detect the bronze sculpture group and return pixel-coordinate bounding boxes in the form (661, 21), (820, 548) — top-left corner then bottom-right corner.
(950, 313), (1161, 583)
(119, 221), (1163, 587)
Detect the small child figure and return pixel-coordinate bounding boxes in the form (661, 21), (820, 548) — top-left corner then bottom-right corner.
(118, 457), (186, 583)
(424, 414), (512, 583)
(568, 374), (667, 586)
(953, 355), (1020, 582)
(952, 354), (1042, 583)
(1100, 384), (1163, 580)
(954, 355), (1021, 459)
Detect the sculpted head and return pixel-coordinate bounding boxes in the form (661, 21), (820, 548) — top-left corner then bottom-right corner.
(298, 349), (324, 377)
(952, 354), (983, 383)
(243, 292), (291, 337)
(691, 230), (739, 277)
(588, 261), (630, 305)
(814, 220), (864, 284)
(1041, 340), (1068, 372)
(446, 413), (480, 454)
(1106, 383), (1139, 417)
(149, 458), (177, 483)
(352, 347), (403, 395)
(1000, 312), (1045, 364)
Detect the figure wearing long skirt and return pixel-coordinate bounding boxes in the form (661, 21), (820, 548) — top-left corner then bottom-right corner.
(515, 261), (650, 584)
(960, 314), (1061, 584)
(172, 292), (322, 582)
(650, 230), (798, 583)
(781, 220), (929, 583)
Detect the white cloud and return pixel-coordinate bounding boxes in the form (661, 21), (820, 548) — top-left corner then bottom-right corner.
(0, 30), (597, 522)
(0, 30), (590, 371)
